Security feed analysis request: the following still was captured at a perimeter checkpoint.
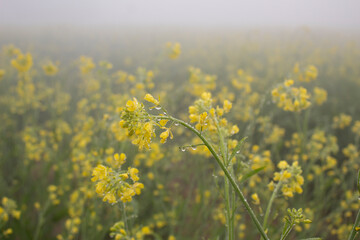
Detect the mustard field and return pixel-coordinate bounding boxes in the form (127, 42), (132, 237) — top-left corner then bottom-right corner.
(0, 27), (360, 240)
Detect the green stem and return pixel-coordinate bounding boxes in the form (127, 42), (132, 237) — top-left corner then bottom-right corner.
(34, 199), (50, 240)
(159, 116), (270, 240)
(280, 224), (294, 240)
(347, 207), (360, 240)
(122, 202), (129, 235)
(263, 182), (282, 231)
(215, 117), (234, 240)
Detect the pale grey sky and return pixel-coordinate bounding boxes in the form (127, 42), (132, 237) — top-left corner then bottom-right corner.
(1, 0), (359, 28)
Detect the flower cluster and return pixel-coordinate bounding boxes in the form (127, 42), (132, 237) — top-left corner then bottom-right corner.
(0, 197), (21, 238)
(268, 161), (304, 198)
(247, 145), (273, 171)
(187, 67), (217, 96)
(352, 121), (360, 136)
(166, 42), (181, 59)
(119, 98), (156, 150)
(293, 63), (318, 82)
(257, 116), (285, 145)
(48, 185), (61, 205)
(306, 129), (339, 162)
(332, 113), (352, 129)
(78, 56), (95, 74)
(91, 153), (144, 204)
(42, 61), (59, 76)
(231, 69), (253, 94)
(188, 92), (238, 135)
(272, 79), (311, 112)
(110, 221), (157, 240)
(312, 87), (327, 105)
(11, 52), (33, 72)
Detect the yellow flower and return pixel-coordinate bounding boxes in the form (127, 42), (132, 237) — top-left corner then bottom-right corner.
(201, 92), (212, 101)
(3, 228), (13, 236)
(11, 210), (21, 219)
(284, 79), (294, 87)
(313, 87), (327, 105)
(103, 192), (117, 204)
(251, 193), (260, 205)
(159, 119), (169, 127)
(141, 226), (152, 234)
(48, 185), (57, 192)
(129, 168), (140, 181)
(79, 56), (95, 74)
(126, 98), (140, 112)
(91, 165), (108, 182)
(223, 100), (232, 113)
(144, 94), (160, 105)
(278, 161), (288, 169)
(34, 202), (41, 210)
(114, 153), (126, 167)
(132, 182), (144, 195)
(147, 172), (154, 180)
(230, 125), (239, 135)
(160, 128), (173, 144)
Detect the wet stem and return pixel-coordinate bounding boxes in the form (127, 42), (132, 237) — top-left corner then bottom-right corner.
(263, 181), (282, 234)
(347, 202), (360, 240)
(157, 115), (270, 240)
(215, 116), (234, 240)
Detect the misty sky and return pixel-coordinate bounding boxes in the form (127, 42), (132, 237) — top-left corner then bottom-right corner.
(1, 0), (360, 28)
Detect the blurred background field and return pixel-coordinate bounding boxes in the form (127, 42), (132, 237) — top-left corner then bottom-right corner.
(1, 1), (360, 240)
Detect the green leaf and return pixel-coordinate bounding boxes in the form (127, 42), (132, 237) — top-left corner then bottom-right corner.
(239, 166), (266, 183)
(228, 136), (248, 163)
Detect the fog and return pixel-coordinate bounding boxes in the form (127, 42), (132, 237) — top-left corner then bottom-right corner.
(1, 0), (360, 29)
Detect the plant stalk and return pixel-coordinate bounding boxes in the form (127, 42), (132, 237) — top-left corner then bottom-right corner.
(160, 116), (270, 240)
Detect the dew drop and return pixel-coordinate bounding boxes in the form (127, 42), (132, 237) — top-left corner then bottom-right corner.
(174, 122), (179, 126)
(236, 150), (241, 154)
(149, 108), (153, 111)
(180, 146), (186, 152)
(155, 106), (162, 110)
(191, 146), (197, 150)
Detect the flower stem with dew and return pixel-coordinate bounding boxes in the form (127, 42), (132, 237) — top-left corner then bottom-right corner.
(347, 208), (360, 240)
(216, 115), (234, 240)
(155, 115), (270, 240)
